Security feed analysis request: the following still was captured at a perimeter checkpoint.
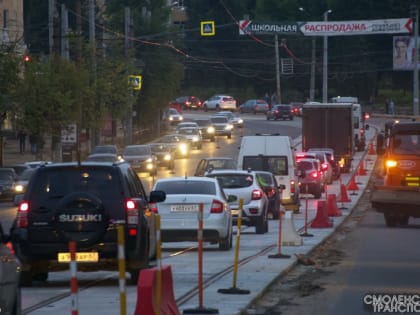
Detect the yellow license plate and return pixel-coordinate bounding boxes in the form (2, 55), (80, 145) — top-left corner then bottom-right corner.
(58, 252), (99, 263)
(231, 209), (240, 216)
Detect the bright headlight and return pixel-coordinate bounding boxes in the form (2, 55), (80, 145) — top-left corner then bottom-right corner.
(237, 119), (243, 124)
(169, 117), (173, 121)
(179, 143), (188, 154)
(225, 124), (233, 130)
(179, 116), (183, 121)
(207, 126), (215, 133)
(164, 154), (172, 161)
(386, 160), (397, 168)
(146, 158), (153, 163)
(192, 135), (199, 142)
(15, 185), (24, 193)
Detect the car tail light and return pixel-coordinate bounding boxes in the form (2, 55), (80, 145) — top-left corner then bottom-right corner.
(321, 162), (329, 170)
(264, 188), (276, 198)
(251, 189), (263, 200)
(211, 200), (224, 213)
(249, 208), (259, 214)
(126, 199), (139, 224)
(290, 180), (295, 193)
(149, 202), (158, 213)
(310, 171), (320, 179)
(17, 201), (29, 228)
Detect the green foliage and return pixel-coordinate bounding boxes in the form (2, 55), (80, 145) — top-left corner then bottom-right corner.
(0, 53), (21, 115)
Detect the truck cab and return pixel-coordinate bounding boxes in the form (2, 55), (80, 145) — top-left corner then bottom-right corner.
(372, 121), (420, 227)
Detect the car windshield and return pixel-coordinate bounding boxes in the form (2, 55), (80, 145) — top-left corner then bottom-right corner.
(18, 168), (37, 180)
(210, 117), (228, 124)
(242, 156), (288, 176)
(30, 167), (121, 200)
(0, 171), (13, 181)
(178, 128), (197, 135)
(208, 174), (254, 189)
(206, 159), (236, 169)
(150, 144), (169, 152)
(155, 180), (216, 195)
(195, 120), (211, 127)
(92, 146), (117, 154)
(124, 146), (150, 155)
(168, 109), (179, 115)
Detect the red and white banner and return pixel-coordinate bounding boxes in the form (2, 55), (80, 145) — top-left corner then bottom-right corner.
(300, 18), (413, 36)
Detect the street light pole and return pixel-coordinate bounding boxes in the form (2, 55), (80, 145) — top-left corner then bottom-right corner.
(411, 5), (419, 116)
(322, 10), (332, 103)
(299, 7), (316, 102)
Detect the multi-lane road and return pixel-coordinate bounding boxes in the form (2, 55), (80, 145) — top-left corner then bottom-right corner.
(0, 112), (380, 315)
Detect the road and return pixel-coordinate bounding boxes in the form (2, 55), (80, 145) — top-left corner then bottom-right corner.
(0, 112), (384, 315)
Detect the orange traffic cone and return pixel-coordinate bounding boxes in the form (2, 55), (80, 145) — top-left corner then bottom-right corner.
(347, 173), (359, 195)
(358, 160), (367, 176)
(368, 142), (375, 155)
(310, 200), (333, 228)
(327, 194), (342, 217)
(338, 183), (351, 203)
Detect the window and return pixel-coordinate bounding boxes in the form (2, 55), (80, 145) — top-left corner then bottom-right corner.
(243, 156), (288, 175)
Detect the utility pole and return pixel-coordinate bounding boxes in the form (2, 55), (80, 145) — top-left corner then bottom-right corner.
(89, 0), (99, 148)
(310, 38), (316, 101)
(60, 4), (69, 60)
(125, 7), (133, 145)
(48, 0), (54, 57)
(411, 5), (419, 117)
(275, 35), (281, 103)
(322, 10), (332, 103)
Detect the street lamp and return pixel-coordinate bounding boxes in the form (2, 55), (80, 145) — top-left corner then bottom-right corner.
(323, 9), (332, 103)
(410, 5), (419, 116)
(299, 7), (316, 102)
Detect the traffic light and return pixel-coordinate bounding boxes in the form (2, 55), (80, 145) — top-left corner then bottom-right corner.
(23, 55), (31, 63)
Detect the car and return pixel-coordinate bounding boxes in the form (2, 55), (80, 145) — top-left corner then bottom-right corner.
(307, 147), (341, 180)
(0, 168), (17, 201)
(91, 144), (119, 155)
(206, 169), (269, 234)
(24, 161), (53, 168)
(169, 96), (202, 110)
(296, 151), (333, 184)
(255, 171), (282, 220)
(213, 111), (244, 128)
(149, 143), (175, 170)
(0, 220), (21, 315)
(194, 119), (216, 142)
(174, 121), (200, 133)
(122, 144), (158, 176)
(297, 158), (324, 199)
(194, 157), (237, 176)
(10, 161), (166, 286)
(85, 153), (123, 162)
(150, 176), (234, 250)
(159, 134), (191, 158)
(266, 104), (294, 120)
(163, 108), (184, 125)
(209, 115), (233, 139)
(13, 167), (37, 205)
(203, 95), (237, 112)
(5, 164), (31, 177)
(289, 102), (303, 116)
(238, 99), (270, 114)
(176, 127), (202, 149)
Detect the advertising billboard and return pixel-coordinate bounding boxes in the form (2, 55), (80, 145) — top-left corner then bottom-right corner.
(393, 36), (419, 71)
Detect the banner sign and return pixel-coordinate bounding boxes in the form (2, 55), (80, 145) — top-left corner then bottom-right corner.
(299, 18), (413, 36)
(240, 18), (413, 37)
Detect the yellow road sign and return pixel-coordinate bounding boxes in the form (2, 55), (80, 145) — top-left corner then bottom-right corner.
(201, 21), (215, 36)
(128, 75), (142, 90)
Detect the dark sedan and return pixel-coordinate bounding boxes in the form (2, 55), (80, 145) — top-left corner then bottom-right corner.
(255, 171), (282, 219)
(266, 104), (294, 121)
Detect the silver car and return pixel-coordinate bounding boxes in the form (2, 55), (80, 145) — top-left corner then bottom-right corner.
(0, 221), (21, 315)
(206, 169), (269, 234)
(150, 177), (233, 250)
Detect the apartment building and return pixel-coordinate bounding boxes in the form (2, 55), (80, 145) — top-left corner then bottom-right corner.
(0, 0), (25, 52)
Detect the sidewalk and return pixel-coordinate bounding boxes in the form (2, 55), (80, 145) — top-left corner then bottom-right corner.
(1, 137), (52, 167)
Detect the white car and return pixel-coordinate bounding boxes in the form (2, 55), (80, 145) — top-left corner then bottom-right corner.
(176, 127), (202, 149)
(206, 169), (269, 234)
(203, 95), (237, 112)
(150, 176), (233, 250)
(213, 111), (244, 128)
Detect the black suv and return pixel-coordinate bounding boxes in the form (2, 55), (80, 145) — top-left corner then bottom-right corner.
(11, 161), (165, 286)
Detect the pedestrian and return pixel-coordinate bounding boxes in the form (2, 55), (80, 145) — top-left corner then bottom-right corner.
(263, 92), (270, 105)
(29, 133), (38, 154)
(271, 92), (277, 106)
(385, 99), (390, 114)
(17, 129), (27, 154)
(389, 99), (395, 115)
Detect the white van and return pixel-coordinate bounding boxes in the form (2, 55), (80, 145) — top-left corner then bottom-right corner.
(237, 134), (300, 212)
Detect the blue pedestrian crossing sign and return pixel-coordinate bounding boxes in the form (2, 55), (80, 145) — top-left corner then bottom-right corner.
(128, 75), (142, 90)
(201, 21), (215, 36)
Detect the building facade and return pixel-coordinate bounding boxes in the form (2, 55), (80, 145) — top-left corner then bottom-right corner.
(0, 0), (25, 51)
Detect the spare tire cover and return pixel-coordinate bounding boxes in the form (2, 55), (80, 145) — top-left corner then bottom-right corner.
(55, 192), (108, 246)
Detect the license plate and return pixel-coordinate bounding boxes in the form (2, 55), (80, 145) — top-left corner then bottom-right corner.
(231, 209), (240, 216)
(58, 252), (99, 263)
(170, 204), (199, 212)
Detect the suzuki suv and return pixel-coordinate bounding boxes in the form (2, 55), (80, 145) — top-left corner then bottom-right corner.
(11, 161), (165, 286)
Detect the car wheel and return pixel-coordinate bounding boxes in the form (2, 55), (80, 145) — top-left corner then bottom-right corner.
(227, 133), (231, 139)
(219, 230), (232, 251)
(204, 105), (208, 112)
(55, 192), (108, 246)
(255, 215), (267, 234)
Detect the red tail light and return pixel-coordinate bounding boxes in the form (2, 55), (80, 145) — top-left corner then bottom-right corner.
(321, 163), (329, 170)
(251, 189), (263, 200)
(310, 171), (320, 179)
(211, 200), (224, 213)
(17, 201), (29, 228)
(126, 199), (139, 224)
(148, 202), (158, 213)
(290, 180), (295, 193)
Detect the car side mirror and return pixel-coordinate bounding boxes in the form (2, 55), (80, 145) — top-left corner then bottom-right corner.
(365, 124), (370, 130)
(278, 184), (286, 190)
(149, 190), (166, 203)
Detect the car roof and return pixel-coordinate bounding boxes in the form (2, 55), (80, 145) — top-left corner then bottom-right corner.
(155, 176), (219, 183)
(206, 169), (256, 176)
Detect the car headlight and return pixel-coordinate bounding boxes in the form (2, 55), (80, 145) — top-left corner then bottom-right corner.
(225, 124), (233, 131)
(169, 117), (173, 121)
(15, 185), (24, 193)
(179, 116), (183, 121)
(192, 135), (199, 142)
(237, 119), (243, 124)
(207, 126), (215, 133)
(164, 154), (172, 161)
(146, 158), (153, 163)
(179, 143), (188, 154)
